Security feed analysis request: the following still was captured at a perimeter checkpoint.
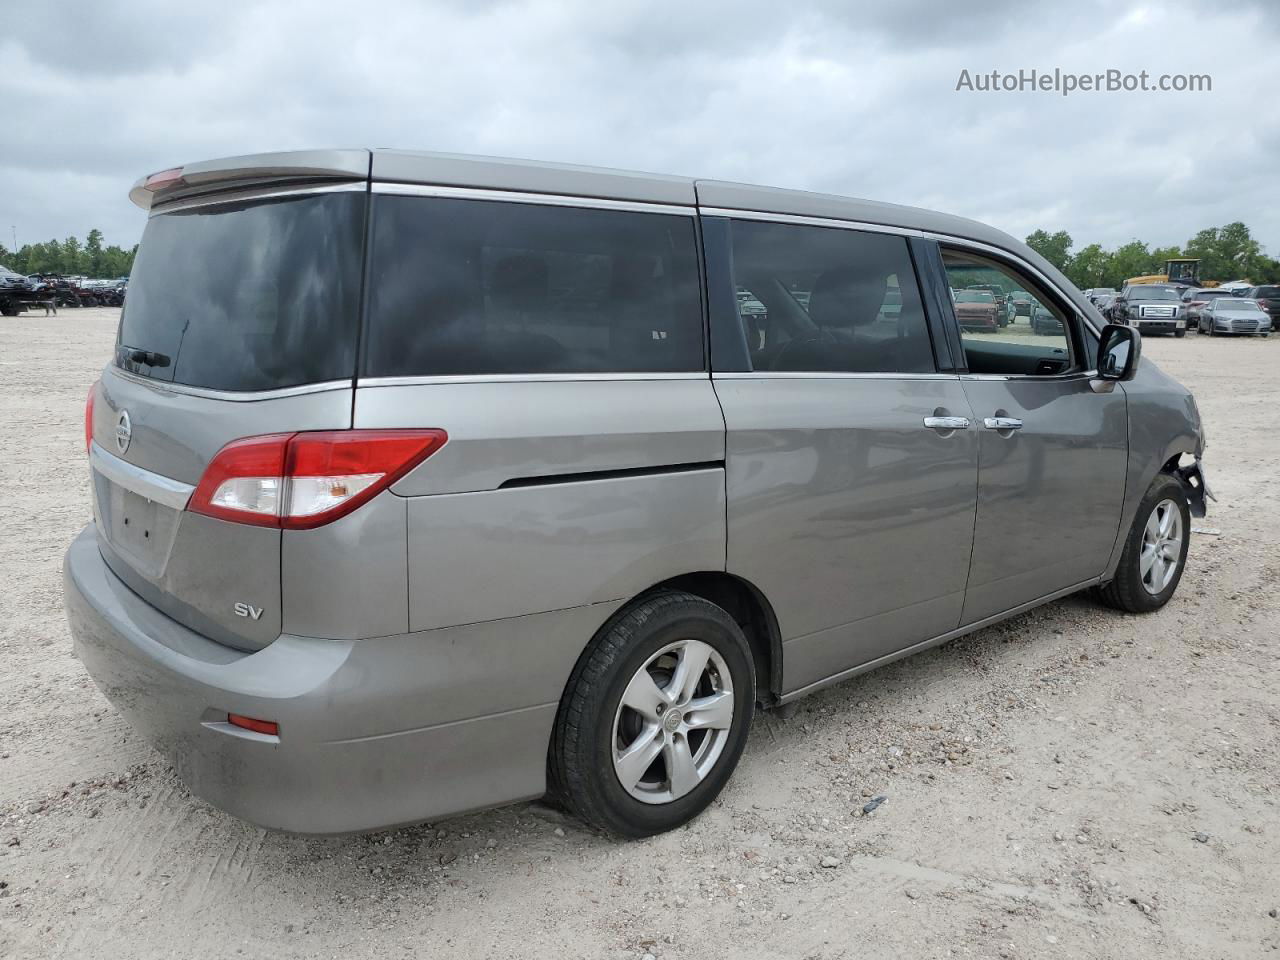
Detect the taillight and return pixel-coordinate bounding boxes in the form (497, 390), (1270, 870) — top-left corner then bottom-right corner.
(188, 430), (447, 529)
(143, 166), (185, 191)
(85, 382), (97, 453)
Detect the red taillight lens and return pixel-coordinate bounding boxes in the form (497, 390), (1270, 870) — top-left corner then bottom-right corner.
(188, 430), (447, 529)
(188, 433), (292, 527)
(85, 383), (97, 453)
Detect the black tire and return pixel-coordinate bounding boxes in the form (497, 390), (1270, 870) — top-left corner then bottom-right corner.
(1174, 329), (1186, 338)
(1098, 474), (1190, 614)
(549, 590), (755, 838)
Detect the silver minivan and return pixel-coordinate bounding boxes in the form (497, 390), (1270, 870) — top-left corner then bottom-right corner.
(64, 149), (1210, 838)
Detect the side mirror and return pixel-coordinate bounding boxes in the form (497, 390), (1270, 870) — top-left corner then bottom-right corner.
(1094, 323), (1141, 392)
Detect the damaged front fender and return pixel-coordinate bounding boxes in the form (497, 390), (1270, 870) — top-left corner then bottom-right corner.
(1174, 458), (1213, 518)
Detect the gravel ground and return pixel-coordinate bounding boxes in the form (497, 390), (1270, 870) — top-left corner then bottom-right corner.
(1, 308), (1277, 959)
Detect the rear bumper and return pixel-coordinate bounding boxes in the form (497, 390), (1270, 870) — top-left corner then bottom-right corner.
(63, 525), (566, 834)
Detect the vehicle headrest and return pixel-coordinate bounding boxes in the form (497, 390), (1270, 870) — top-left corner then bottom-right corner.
(807, 267), (887, 330)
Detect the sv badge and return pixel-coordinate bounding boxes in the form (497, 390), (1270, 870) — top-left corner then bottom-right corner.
(233, 602), (264, 621)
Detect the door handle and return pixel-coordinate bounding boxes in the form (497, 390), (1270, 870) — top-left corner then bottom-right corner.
(983, 416), (1023, 431)
(923, 416), (971, 431)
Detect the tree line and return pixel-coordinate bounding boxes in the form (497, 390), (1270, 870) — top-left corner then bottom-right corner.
(1, 230), (137, 279)
(1027, 221), (1280, 290)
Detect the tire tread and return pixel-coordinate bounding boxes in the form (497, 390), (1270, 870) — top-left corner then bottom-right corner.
(1098, 474), (1188, 613)
(548, 589), (751, 836)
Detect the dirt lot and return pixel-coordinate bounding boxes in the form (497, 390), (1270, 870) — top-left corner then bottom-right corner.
(1, 308), (1277, 959)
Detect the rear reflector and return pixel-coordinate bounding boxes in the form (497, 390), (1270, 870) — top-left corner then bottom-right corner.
(227, 714), (279, 736)
(85, 382), (97, 454)
(143, 167), (185, 191)
(188, 429), (447, 529)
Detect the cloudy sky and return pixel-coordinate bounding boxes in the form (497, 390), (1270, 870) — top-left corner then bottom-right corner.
(2, 0), (1277, 257)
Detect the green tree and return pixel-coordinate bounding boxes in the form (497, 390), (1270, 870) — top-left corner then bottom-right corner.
(1026, 229), (1073, 271)
(1182, 223), (1266, 282)
(1254, 257), (1280, 284)
(1218, 222), (1263, 279)
(26, 239), (64, 275)
(1066, 243), (1110, 289)
(1105, 240), (1154, 288)
(100, 244), (135, 277)
(6, 231), (133, 278)
(1185, 227), (1229, 281)
(61, 236), (83, 275)
(85, 228), (105, 277)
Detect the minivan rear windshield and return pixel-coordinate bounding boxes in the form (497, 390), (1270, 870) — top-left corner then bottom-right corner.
(116, 191), (366, 392)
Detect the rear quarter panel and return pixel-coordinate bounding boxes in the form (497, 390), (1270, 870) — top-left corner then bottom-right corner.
(355, 379), (728, 631)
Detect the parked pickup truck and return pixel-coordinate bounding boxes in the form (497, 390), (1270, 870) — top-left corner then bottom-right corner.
(1112, 284), (1187, 337)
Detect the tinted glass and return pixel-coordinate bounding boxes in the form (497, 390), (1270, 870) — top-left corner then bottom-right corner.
(364, 196), (703, 376)
(1255, 286), (1280, 298)
(117, 192), (365, 392)
(726, 219), (935, 373)
(943, 249), (1075, 377)
(1131, 287), (1180, 300)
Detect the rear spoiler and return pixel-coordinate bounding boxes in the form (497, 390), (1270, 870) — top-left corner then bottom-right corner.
(129, 149), (371, 211)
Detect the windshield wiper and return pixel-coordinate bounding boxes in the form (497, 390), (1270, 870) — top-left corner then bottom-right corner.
(121, 345), (172, 368)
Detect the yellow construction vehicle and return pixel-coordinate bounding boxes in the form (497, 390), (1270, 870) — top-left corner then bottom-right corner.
(1126, 258), (1216, 287)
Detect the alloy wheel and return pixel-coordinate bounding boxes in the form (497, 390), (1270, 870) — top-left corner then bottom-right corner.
(1140, 498), (1183, 595)
(611, 639), (735, 804)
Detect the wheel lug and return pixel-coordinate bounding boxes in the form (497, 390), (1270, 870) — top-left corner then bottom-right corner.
(655, 703), (666, 715)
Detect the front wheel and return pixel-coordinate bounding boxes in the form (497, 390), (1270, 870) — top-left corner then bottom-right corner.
(1175, 328), (1186, 338)
(1098, 474), (1190, 613)
(549, 590), (755, 837)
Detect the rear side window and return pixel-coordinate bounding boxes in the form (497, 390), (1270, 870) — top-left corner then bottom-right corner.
(117, 192), (366, 392)
(725, 219), (935, 374)
(364, 196), (703, 376)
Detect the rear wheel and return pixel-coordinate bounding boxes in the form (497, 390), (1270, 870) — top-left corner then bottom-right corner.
(549, 590), (755, 837)
(1098, 474), (1189, 613)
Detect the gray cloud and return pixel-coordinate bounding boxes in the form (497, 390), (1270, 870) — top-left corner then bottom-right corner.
(1, 0), (1276, 261)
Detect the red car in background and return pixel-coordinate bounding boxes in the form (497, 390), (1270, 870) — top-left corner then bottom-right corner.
(1180, 287), (1231, 328)
(953, 289), (999, 330)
